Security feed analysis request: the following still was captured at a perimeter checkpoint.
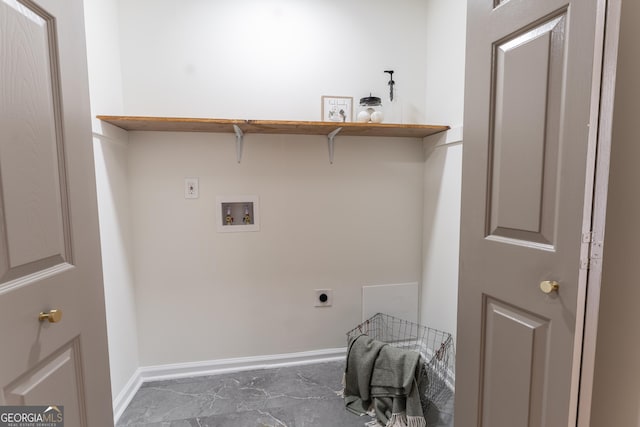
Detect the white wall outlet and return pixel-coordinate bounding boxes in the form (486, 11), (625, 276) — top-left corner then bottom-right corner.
(185, 178), (199, 199)
(314, 289), (333, 307)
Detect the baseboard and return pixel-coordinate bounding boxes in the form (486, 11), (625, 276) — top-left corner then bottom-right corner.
(112, 368), (144, 424)
(112, 347), (347, 424)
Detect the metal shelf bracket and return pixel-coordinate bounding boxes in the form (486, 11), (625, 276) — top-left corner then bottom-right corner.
(327, 127), (342, 164)
(233, 124), (244, 163)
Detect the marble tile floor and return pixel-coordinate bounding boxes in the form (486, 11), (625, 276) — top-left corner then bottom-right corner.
(116, 360), (454, 427)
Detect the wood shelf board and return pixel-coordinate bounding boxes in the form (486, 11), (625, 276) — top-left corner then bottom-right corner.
(97, 116), (450, 138)
(97, 116), (245, 133)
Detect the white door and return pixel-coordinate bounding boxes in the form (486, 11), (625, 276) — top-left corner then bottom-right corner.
(456, 0), (609, 425)
(0, 0), (113, 426)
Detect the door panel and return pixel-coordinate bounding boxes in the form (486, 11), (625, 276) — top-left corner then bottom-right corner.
(4, 338), (85, 426)
(489, 13), (566, 247)
(0, 0), (71, 283)
(0, 0), (113, 424)
(457, 0), (604, 425)
(481, 298), (548, 426)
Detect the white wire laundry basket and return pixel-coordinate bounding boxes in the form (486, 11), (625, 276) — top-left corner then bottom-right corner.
(346, 313), (455, 417)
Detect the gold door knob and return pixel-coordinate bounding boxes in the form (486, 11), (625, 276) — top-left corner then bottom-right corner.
(540, 281), (559, 294)
(38, 309), (63, 323)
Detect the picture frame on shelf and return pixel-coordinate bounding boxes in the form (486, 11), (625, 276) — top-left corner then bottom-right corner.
(321, 96), (353, 123)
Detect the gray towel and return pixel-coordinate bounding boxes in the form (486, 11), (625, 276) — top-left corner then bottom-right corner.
(345, 334), (426, 427)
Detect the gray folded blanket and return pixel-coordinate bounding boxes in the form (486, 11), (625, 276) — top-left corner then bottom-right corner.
(344, 333), (426, 427)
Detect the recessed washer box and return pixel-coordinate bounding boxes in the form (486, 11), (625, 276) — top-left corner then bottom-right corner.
(216, 196), (260, 233)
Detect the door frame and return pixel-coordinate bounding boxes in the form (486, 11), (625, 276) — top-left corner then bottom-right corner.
(574, 0), (622, 425)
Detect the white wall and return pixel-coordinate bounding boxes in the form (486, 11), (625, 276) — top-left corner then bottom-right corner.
(421, 135), (462, 339)
(84, 0), (125, 127)
(92, 130), (140, 403)
(84, 0), (140, 403)
(423, 0), (467, 129)
(117, 0), (429, 124)
(591, 0), (640, 424)
(84, 0), (465, 373)
(420, 0), (466, 342)
(109, 0), (436, 365)
(129, 132), (425, 365)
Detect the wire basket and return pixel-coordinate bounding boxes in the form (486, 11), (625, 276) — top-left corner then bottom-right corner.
(346, 313), (454, 417)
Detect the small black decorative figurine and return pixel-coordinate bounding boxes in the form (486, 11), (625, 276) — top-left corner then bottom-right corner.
(384, 70), (395, 102)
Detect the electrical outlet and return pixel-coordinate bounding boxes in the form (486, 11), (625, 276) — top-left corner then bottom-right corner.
(185, 178), (199, 199)
(314, 289), (333, 307)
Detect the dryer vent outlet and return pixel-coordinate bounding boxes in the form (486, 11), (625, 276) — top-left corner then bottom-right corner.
(314, 289), (333, 307)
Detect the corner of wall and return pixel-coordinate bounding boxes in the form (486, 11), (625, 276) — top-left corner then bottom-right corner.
(420, 128), (463, 340)
(84, 0), (138, 405)
(420, 0), (466, 341)
(92, 130), (140, 403)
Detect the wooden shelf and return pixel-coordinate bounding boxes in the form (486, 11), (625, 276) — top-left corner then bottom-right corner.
(97, 116), (450, 139)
